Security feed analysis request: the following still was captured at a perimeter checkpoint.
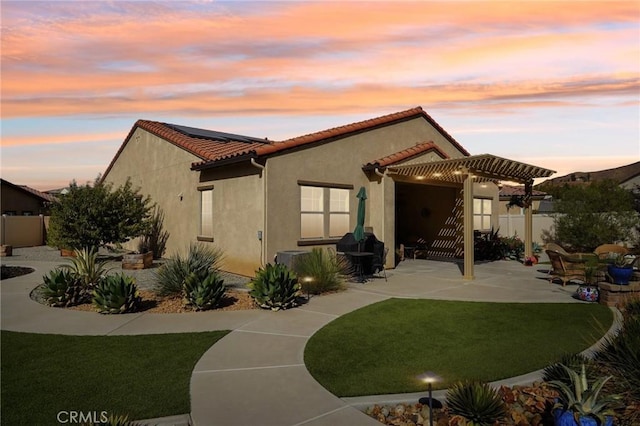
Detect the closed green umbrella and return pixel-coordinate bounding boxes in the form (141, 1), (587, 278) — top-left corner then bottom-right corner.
(353, 186), (367, 244)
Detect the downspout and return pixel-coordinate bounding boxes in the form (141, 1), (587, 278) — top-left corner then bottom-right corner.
(374, 168), (387, 267)
(250, 158), (267, 266)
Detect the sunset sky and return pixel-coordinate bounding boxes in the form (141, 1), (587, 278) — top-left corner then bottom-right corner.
(1, 1), (639, 191)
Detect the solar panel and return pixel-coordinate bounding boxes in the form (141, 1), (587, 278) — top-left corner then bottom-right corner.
(167, 124), (268, 144)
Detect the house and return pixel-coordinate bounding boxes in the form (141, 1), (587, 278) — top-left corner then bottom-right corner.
(540, 161), (640, 190)
(0, 179), (57, 216)
(101, 107), (554, 279)
(498, 184), (549, 215)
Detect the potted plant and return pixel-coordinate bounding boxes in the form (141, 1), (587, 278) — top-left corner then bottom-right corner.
(577, 259), (599, 302)
(549, 364), (620, 426)
(606, 254), (635, 285)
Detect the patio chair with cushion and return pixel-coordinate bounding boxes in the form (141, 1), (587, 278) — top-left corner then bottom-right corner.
(593, 244), (629, 260)
(546, 249), (588, 286)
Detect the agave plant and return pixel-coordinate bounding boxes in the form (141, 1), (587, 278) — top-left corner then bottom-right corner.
(41, 268), (85, 307)
(548, 364), (620, 426)
(248, 263), (300, 311)
(154, 243), (224, 296)
(60, 246), (111, 288)
(92, 273), (141, 314)
(543, 353), (599, 387)
(446, 380), (507, 426)
(183, 271), (226, 311)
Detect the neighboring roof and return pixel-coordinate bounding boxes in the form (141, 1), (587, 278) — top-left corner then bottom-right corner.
(0, 179), (58, 203)
(541, 161), (640, 186)
(363, 141), (449, 171)
(499, 184), (547, 199)
(388, 154), (556, 184)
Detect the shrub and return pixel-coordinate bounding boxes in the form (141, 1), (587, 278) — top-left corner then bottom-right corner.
(543, 353), (599, 387)
(446, 380), (506, 425)
(154, 243), (224, 296)
(548, 364), (620, 425)
(41, 269), (86, 307)
(594, 298), (640, 424)
(294, 248), (347, 295)
(137, 206), (169, 259)
(248, 263), (300, 311)
(92, 273), (141, 314)
(499, 234), (524, 260)
(59, 246), (111, 288)
(182, 272), (226, 311)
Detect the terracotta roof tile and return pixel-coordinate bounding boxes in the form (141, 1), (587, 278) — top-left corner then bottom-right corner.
(103, 106), (471, 177)
(364, 141), (449, 169)
(499, 184), (546, 198)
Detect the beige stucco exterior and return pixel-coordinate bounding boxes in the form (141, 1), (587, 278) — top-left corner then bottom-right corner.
(102, 114), (505, 277)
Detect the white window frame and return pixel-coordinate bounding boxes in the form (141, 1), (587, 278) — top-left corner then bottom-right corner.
(299, 182), (353, 241)
(198, 185), (214, 241)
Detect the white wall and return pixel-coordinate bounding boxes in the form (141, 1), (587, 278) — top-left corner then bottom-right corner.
(499, 213), (554, 244)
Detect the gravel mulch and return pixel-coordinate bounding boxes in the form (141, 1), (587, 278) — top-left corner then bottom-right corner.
(10, 246), (257, 313)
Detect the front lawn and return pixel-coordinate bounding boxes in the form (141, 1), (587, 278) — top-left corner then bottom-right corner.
(1, 330), (229, 425)
(304, 299), (612, 397)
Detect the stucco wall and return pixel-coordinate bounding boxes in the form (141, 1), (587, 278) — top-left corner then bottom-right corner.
(0, 215), (46, 247)
(263, 116), (468, 265)
(199, 165), (264, 276)
(102, 128), (202, 257)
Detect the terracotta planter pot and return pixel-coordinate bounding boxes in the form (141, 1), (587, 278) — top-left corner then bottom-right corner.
(122, 251), (153, 270)
(60, 248), (76, 257)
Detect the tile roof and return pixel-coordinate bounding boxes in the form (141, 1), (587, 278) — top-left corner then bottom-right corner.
(499, 184), (547, 198)
(103, 106), (471, 177)
(541, 161), (640, 186)
(363, 141), (449, 170)
(1, 179), (58, 203)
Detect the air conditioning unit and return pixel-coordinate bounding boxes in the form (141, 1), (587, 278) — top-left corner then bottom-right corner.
(276, 250), (309, 272)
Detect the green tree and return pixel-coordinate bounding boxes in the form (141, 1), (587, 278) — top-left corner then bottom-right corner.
(47, 178), (152, 250)
(549, 180), (639, 251)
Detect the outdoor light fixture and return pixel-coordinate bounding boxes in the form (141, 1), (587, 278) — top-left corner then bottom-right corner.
(417, 371), (442, 426)
(432, 172), (442, 177)
(416, 176), (426, 180)
(302, 276), (314, 300)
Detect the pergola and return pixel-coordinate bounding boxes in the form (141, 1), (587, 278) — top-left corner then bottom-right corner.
(387, 154), (555, 280)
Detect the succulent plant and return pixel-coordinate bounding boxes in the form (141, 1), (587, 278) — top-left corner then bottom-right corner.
(543, 353), (599, 387)
(446, 380), (507, 426)
(548, 364), (621, 425)
(41, 268), (85, 307)
(248, 263), (300, 311)
(92, 273), (141, 314)
(60, 246), (111, 288)
(182, 271), (226, 311)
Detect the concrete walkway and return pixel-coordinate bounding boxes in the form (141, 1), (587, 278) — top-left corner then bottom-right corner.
(1, 257), (608, 426)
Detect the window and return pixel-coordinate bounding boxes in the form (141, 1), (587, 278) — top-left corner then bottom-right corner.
(300, 183), (352, 240)
(473, 198), (492, 231)
(199, 186), (214, 240)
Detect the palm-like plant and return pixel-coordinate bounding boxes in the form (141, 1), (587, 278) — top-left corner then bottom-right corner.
(549, 364), (620, 425)
(60, 246), (111, 288)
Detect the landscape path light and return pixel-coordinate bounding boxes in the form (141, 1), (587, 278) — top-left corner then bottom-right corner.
(417, 371), (442, 426)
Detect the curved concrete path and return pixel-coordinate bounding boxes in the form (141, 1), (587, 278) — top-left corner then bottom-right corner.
(1, 258), (613, 426)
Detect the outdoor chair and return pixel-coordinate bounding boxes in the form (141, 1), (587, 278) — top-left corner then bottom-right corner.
(545, 249), (588, 286)
(371, 247), (389, 281)
(545, 243), (571, 256)
(594, 244), (629, 260)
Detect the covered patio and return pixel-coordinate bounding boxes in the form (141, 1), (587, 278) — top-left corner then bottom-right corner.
(387, 154), (555, 280)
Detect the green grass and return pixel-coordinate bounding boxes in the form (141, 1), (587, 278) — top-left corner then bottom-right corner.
(304, 299), (613, 397)
(1, 330), (229, 425)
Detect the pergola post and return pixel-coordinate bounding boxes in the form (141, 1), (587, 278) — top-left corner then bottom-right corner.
(524, 205), (533, 259)
(523, 179), (534, 259)
(463, 170), (474, 280)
